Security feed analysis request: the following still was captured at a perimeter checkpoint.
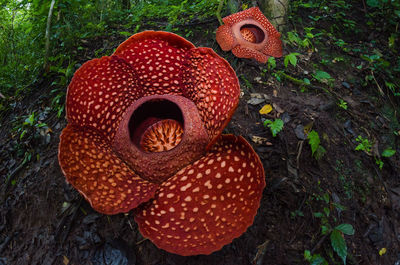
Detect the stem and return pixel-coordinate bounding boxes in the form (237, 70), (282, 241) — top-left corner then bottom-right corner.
(276, 71), (333, 96)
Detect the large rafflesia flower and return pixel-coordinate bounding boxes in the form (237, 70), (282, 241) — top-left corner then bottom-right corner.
(216, 7), (283, 63)
(58, 31), (265, 256)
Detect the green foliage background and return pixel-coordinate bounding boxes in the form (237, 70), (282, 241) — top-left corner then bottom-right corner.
(0, 0), (220, 99)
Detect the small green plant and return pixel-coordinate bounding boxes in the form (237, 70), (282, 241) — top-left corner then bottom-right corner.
(304, 250), (328, 265)
(308, 130), (326, 159)
(382, 148), (396, 158)
(263, 118), (284, 137)
(290, 209), (304, 219)
(375, 158), (384, 169)
(376, 148), (396, 169)
(337, 99), (348, 110)
(312, 70), (334, 86)
(12, 112), (48, 141)
(308, 190), (355, 265)
(355, 136), (372, 153)
(267, 57), (276, 71)
(284, 52), (301, 68)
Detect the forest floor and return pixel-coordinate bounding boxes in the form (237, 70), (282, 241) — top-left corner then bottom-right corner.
(1, 4), (400, 265)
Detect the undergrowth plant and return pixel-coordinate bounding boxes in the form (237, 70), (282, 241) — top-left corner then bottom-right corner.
(305, 184), (355, 265)
(264, 118), (284, 137)
(308, 130), (326, 160)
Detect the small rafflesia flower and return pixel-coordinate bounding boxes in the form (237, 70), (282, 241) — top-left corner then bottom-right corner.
(58, 31), (265, 256)
(216, 7), (283, 63)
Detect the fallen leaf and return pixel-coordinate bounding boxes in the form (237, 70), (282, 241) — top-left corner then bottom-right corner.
(251, 136), (270, 145)
(254, 76), (263, 83)
(379, 248), (387, 256)
(247, 98), (265, 105)
(63, 256), (69, 265)
(250, 93), (270, 99)
(303, 122), (314, 135)
(259, 104), (273, 115)
(272, 103), (284, 113)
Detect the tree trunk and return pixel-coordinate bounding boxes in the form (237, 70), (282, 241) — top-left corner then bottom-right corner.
(44, 0), (56, 72)
(259, 0), (289, 32)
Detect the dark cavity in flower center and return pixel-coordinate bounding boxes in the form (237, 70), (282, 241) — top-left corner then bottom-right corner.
(240, 24), (265, 43)
(129, 99), (184, 152)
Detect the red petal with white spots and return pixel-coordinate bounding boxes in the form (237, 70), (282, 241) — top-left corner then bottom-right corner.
(113, 31), (195, 96)
(66, 55), (140, 142)
(232, 45), (268, 63)
(58, 125), (158, 215)
(263, 33), (283, 58)
(223, 7), (278, 37)
(182, 48), (240, 147)
(216, 7), (282, 63)
(215, 24), (236, 51)
(134, 135), (265, 256)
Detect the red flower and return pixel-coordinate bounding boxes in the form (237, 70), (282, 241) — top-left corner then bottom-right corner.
(58, 31), (265, 256)
(216, 7), (283, 63)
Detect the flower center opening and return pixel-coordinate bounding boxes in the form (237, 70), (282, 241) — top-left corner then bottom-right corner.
(240, 24), (265, 44)
(129, 99), (184, 153)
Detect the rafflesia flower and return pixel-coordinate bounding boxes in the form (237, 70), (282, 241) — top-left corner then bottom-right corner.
(58, 31), (265, 256)
(216, 7), (283, 63)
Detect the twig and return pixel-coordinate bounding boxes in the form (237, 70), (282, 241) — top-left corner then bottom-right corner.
(252, 240), (270, 265)
(311, 233), (329, 254)
(55, 198), (83, 244)
(276, 71), (333, 96)
(370, 70), (384, 96)
(136, 238), (148, 245)
(1, 156), (30, 203)
(296, 140), (304, 169)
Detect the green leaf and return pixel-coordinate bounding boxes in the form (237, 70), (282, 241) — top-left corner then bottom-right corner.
(321, 225), (329, 235)
(308, 130), (320, 155)
(267, 57), (276, 69)
(335, 224), (355, 235)
(330, 229), (348, 264)
(311, 255), (328, 265)
(284, 53), (300, 68)
(382, 148), (396, 157)
(24, 113), (35, 126)
(366, 0), (380, 7)
(288, 53), (298, 66)
(323, 207), (330, 217)
(264, 119), (284, 137)
(314, 212), (323, 218)
(313, 70), (332, 81)
(304, 250), (312, 261)
(315, 145), (326, 160)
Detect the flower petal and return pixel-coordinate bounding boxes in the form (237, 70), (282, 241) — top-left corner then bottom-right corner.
(182, 48), (240, 147)
(223, 7), (278, 37)
(215, 24), (236, 51)
(263, 33), (283, 58)
(246, 7), (281, 40)
(134, 134), (265, 256)
(232, 45), (268, 63)
(58, 125), (158, 215)
(66, 55), (140, 142)
(113, 31), (195, 96)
